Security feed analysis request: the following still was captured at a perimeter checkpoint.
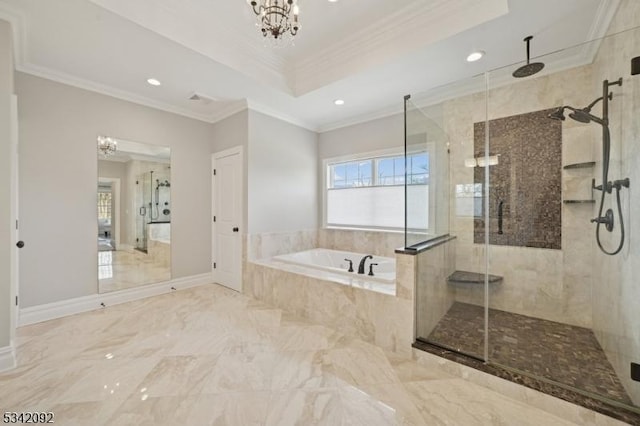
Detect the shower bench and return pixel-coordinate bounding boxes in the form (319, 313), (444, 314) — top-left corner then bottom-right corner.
(447, 270), (503, 285)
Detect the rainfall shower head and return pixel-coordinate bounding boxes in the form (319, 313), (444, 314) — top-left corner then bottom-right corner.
(513, 36), (545, 78)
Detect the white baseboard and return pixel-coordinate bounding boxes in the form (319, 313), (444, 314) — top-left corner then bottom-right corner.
(0, 345), (16, 373)
(19, 273), (213, 327)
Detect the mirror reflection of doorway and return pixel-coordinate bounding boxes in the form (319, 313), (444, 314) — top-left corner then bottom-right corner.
(98, 181), (116, 251)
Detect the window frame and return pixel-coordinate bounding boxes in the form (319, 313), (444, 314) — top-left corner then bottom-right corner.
(322, 147), (432, 232)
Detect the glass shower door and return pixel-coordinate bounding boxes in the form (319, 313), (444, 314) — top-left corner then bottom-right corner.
(407, 73), (490, 361)
(135, 171), (152, 252)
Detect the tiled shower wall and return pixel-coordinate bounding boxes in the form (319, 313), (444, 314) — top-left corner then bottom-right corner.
(473, 109), (563, 250)
(446, 64), (596, 328)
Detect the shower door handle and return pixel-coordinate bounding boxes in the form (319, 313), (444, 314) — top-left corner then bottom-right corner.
(232, 227), (239, 233)
(139, 206), (147, 216)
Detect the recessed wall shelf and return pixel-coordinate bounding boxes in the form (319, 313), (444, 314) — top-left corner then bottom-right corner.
(563, 161), (595, 170)
(563, 199), (596, 204)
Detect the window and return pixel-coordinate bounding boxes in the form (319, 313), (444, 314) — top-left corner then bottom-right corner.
(326, 152), (430, 230)
(97, 191), (112, 222)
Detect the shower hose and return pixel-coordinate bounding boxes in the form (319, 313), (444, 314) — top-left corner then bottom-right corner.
(595, 184), (625, 256)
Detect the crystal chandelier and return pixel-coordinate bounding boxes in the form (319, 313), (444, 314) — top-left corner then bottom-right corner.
(247, 0), (300, 42)
(97, 135), (117, 156)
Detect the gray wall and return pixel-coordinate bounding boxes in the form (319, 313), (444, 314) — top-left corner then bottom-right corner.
(211, 110), (249, 230)
(247, 110), (318, 234)
(318, 113), (403, 159)
(17, 73), (214, 307)
(0, 20), (14, 348)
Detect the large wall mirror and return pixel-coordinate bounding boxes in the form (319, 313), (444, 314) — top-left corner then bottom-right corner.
(97, 136), (171, 293)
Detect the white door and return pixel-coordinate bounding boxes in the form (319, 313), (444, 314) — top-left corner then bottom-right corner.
(212, 147), (243, 292)
(10, 95), (19, 336)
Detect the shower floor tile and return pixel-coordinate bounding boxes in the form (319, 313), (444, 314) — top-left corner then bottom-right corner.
(424, 302), (633, 405)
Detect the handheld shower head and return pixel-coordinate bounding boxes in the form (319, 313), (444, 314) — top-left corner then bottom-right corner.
(568, 109), (592, 124)
(549, 106), (604, 125)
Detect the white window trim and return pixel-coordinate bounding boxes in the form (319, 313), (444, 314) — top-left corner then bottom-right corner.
(322, 146), (433, 232)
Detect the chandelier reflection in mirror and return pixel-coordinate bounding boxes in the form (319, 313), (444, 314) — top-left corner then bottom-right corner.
(97, 135), (117, 157)
(247, 0), (300, 44)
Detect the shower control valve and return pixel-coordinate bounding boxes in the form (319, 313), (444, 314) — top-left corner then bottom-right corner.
(591, 209), (615, 232)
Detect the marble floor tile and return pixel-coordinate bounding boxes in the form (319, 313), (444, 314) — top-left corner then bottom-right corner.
(265, 388), (343, 426)
(98, 249), (171, 293)
(138, 355), (217, 397)
(0, 283), (616, 425)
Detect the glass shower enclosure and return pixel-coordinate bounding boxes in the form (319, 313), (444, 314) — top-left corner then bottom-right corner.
(135, 169), (171, 252)
(407, 25), (640, 418)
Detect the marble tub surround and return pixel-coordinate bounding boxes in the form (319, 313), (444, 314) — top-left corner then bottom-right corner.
(246, 251), (416, 357)
(246, 229), (317, 261)
(253, 257), (396, 296)
(273, 248), (396, 284)
(147, 222), (170, 243)
(318, 228), (404, 257)
(0, 284), (604, 426)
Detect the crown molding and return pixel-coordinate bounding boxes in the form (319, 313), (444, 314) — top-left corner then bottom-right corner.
(18, 62), (217, 123)
(291, 0), (509, 96)
(246, 100), (318, 132)
(318, 104), (404, 134)
(210, 100), (249, 124)
(317, 54), (598, 134)
(0, 2), (26, 65)
(575, 0), (620, 69)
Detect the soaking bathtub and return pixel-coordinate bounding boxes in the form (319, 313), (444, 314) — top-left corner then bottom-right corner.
(262, 248), (396, 295)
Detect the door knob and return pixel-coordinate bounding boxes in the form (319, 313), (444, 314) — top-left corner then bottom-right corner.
(16, 241), (24, 248)
(232, 227), (239, 232)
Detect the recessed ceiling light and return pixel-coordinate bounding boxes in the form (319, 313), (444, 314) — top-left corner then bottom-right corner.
(466, 51), (485, 62)
(146, 78), (161, 86)
(334, 99), (345, 106)
(328, 0), (338, 2)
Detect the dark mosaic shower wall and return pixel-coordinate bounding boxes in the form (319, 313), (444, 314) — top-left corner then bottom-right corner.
(474, 108), (562, 249)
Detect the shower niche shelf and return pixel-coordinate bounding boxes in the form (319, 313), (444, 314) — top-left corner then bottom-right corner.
(563, 161), (595, 170)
